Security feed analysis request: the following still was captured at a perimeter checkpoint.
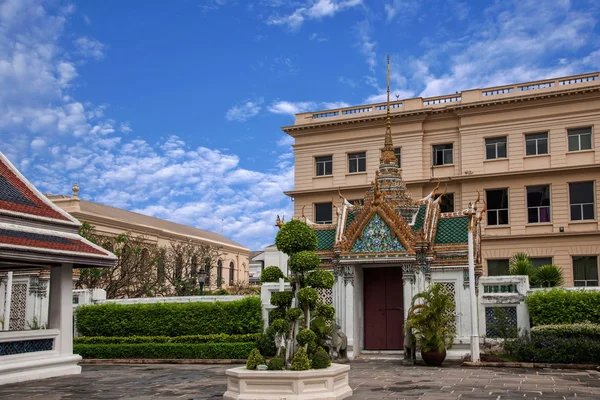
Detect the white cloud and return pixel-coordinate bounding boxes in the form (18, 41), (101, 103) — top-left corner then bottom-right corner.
(268, 100), (317, 115)
(309, 32), (328, 42)
(355, 20), (376, 72)
(384, 0), (420, 22)
(119, 122), (133, 133)
(267, 0), (362, 30)
(225, 98), (263, 122)
(74, 37), (106, 60)
(321, 101), (350, 109)
(276, 135), (294, 147)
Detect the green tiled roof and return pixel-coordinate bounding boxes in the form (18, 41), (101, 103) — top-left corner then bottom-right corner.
(315, 229), (336, 251)
(346, 211), (355, 228)
(435, 217), (468, 244)
(411, 205), (426, 232)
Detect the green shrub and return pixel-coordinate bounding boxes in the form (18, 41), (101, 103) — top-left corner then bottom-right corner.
(296, 329), (317, 346)
(509, 335), (600, 364)
(286, 308), (303, 322)
(536, 264), (564, 287)
(311, 347), (331, 369)
(75, 297), (262, 337)
(530, 323), (600, 340)
(267, 355), (285, 370)
(74, 342), (255, 359)
(270, 291), (293, 308)
(316, 303), (335, 320)
(290, 347), (311, 371)
(261, 266), (284, 283)
(306, 270), (335, 289)
(268, 307), (286, 324)
(255, 326), (277, 357)
(526, 289), (600, 326)
(271, 318), (288, 334)
(275, 219), (317, 255)
(74, 333), (261, 345)
(246, 348), (265, 370)
(289, 251), (321, 273)
(297, 288), (319, 308)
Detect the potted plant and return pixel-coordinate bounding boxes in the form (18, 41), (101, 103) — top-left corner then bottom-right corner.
(223, 219), (352, 400)
(405, 283), (456, 366)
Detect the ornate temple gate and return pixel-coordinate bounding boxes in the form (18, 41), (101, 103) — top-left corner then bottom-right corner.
(363, 267), (404, 350)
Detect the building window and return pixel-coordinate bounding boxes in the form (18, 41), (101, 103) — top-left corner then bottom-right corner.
(485, 137), (507, 160)
(531, 257), (553, 269)
(395, 148), (401, 168)
(315, 202), (333, 224)
(527, 185), (551, 223)
(217, 260), (223, 287)
(348, 152), (366, 173)
(434, 193), (454, 213)
(568, 127), (592, 152)
(525, 132), (548, 156)
(569, 181), (595, 221)
(573, 256), (598, 287)
(315, 155), (332, 176)
(432, 144), (453, 166)
(488, 259), (509, 276)
(229, 261), (235, 284)
(486, 189), (509, 226)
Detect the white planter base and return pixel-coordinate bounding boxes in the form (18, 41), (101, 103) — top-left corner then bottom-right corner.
(224, 363), (352, 400)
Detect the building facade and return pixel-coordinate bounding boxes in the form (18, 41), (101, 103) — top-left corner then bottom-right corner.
(284, 72), (600, 289)
(48, 187), (250, 292)
(249, 244), (290, 283)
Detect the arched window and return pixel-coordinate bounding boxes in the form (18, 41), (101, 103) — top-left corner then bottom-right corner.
(229, 261), (235, 284)
(217, 260), (223, 287)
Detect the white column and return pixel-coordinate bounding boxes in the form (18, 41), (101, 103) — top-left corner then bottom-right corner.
(48, 264), (74, 355)
(3, 271), (12, 331)
(344, 282), (354, 358)
(468, 227), (480, 362)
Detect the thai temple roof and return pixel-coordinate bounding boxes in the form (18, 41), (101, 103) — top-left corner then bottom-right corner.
(0, 152), (116, 267)
(303, 57), (484, 268)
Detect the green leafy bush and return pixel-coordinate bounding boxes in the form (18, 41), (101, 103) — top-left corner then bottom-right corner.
(275, 219), (317, 255)
(289, 251), (321, 273)
(269, 307), (286, 323)
(270, 291), (293, 308)
(290, 347), (311, 371)
(246, 348), (265, 370)
(508, 253), (537, 285)
(526, 289), (600, 326)
(74, 333), (261, 345)
(297, 288), (319, 308)
(296, 329), (317, 346)
(286, 308), (303, 322)
(74, 342), (255, 359)
(306, 270), (335, 289)
(311, 347), (331, 369)
(267, 355), (285, 370)
(75, 297), (262, 337)
(530, 323), (600, 340)
(271, 318), (288, 334)
(508, 335), (600, 364)
(261, 266), (284, 283)
(316, 303), (335, 320)
(255, 326), (277, 357)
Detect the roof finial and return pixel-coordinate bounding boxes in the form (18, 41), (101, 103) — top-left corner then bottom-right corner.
(72, 182), (79, 198)
(380, 55), (396, 165)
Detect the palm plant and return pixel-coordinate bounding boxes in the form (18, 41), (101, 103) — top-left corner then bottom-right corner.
(405, 283), (456, 353)
(509, 253), (537, 285)
(536, 264), (564, 287)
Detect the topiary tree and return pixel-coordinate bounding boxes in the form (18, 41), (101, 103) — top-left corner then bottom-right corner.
(311, 347), (332, 369)
(257, 219), (336, 370)
(261, 266), (285, 283)
(246, 348), (265, 370)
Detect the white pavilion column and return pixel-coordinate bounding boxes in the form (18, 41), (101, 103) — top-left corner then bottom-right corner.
(48, 263), (74, 355)
(344, 282), (354, 358)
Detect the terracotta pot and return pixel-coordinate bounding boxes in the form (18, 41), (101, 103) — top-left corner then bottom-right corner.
(421, 348), (446, 366)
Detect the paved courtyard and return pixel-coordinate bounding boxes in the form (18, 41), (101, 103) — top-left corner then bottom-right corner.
(1, 360), (599, 399)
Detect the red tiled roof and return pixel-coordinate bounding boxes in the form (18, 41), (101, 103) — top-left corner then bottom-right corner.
(0, 160), (71, 222)
(0, 228), (108, 256)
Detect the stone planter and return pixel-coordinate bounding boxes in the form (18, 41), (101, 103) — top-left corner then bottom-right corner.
(223, 363), (352, 400)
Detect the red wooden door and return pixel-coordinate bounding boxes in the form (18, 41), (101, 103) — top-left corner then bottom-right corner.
(364, 267), (404, 350)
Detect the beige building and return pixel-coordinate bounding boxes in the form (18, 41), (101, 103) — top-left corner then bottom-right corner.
(48, 186), (250, 289)
(283, 72), (600, 287)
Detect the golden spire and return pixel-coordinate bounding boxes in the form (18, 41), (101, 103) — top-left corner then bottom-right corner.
(380, 55), (396, 165)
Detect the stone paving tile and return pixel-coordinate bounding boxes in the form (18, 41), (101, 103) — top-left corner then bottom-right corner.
(0, 360), (598, 399)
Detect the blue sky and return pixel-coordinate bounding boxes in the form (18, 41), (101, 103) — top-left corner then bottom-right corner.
(1, 0), (599, 250)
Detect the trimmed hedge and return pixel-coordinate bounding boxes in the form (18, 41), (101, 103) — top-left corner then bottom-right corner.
(75, 297), (262, 337)
(525, 289), (600, 326)
(531, 323), (600, 341)
(74, 342), (255, 359)
(74, 333), (261, 345)
(508, 335), (600, 364)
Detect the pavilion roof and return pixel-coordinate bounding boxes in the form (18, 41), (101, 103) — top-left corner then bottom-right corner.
(0, 153), (116, 268)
